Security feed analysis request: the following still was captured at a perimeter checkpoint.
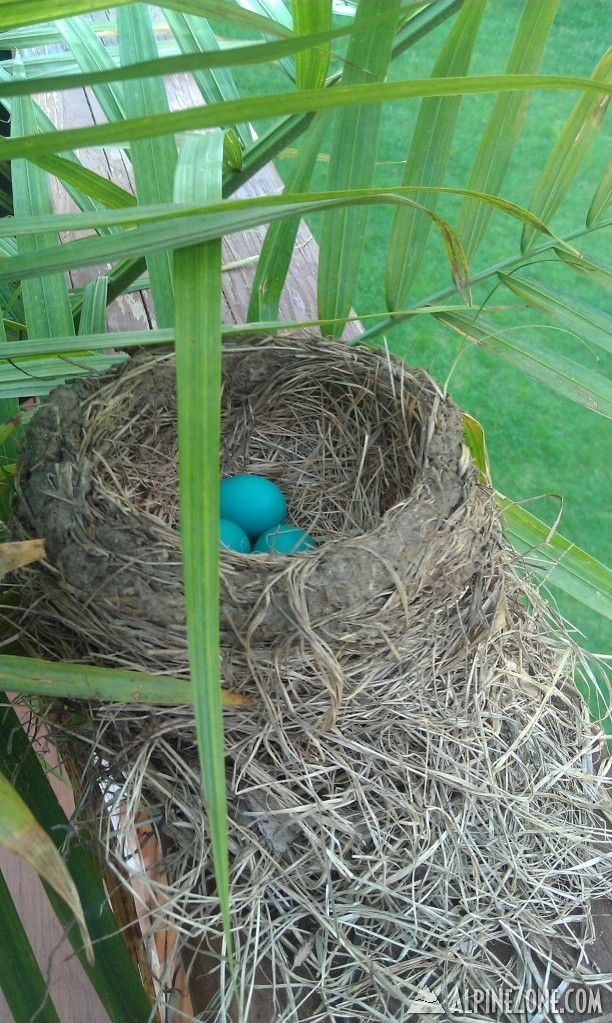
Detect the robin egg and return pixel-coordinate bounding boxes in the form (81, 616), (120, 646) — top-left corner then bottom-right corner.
(219, 518), (251, 554)
(253, 524), (316, 555)
(219, 474), (287, 541)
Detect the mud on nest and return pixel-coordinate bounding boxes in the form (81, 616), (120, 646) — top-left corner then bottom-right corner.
(10, 336), (612, 1022)
(12, 335), (497, 727)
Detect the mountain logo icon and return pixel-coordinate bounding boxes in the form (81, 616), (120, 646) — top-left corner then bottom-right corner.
(406, 986), (445, 1015)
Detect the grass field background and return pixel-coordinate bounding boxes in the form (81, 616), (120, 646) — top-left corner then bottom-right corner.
(223, 0), (611, 655)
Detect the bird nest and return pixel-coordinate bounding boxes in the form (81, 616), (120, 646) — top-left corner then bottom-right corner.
(10, 336), (612, 1022)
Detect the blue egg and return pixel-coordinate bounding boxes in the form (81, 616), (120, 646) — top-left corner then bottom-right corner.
(220, 518), (251, 554)
(220, 475), (287, 541)
(253, 525), (316, 555)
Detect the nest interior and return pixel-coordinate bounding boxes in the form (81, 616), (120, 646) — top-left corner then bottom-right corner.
(11, 336), (612, 1022)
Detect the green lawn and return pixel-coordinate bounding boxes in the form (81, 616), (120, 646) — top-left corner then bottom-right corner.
(224, 0), (610, 654)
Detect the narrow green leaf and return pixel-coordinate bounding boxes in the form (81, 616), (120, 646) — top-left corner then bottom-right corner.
(2, 52), (78, 78)
(11, 63), (75, 342)
(554, 244), (612, 290)
(0, 10), (399, 102)
(521, 47), (612, 252)
(0, 184), (552, 240)
(180, 0), (294, 37)
(462, 411), (490, 483)
(587, 160), (612, 226)
(574, 661), (612, 740)
(0, 353), (127, 399)
(0, 398), (20, 463)
(118, 6), (177, 328)
(0, 771), (93, 964)
(0, 653), (251, 705)
(0, 65), (133, 228)
(318, 0), (402, 336)
(0, 185), (550, 284)
(0, 416), (21, 449)
(56, 15), (125, 123)
(100, 255), (148, 310)
(248, 109), (331, 321)
(0, 305), (476, 361)
(0, 697), (154, 1023)
(358, 223), (610, 345)
(0, 865), (62, 1023)
(293, 0), (331, 91)
(0, 0), (294, 36)
(165, 10), (251, 149)
(385, 0), (484, 311)
(0, 0), (137, 30)
(222, 128), (243, 171)
(1, 75), (607, 163)
(248, 0), (294, 32)
(78, 275), (108, 336)
(456, 0), (560, 261)
(29, 152), (137, 209)
(498, 498), (612, 622)
(0, 25), (63, 49)
(173, 130), (235, 994)
(223, 110), (317, 196)
(436, 309), (612, 416)
(391, 0), (466, 61)
(243, 0), (295, 82)
(498, 271), (612, 355)
(68, 255), (148, 322)
(0, 314), (20, 475)
(0, 331), (173, 360)
(0, 197), (434, 294)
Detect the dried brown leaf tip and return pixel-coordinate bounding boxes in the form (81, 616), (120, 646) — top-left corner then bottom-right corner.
(0, 539), (45, 578)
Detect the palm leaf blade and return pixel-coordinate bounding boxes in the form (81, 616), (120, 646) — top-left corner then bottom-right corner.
(521, 47), (612, 251)
(0, 354), (127, 399)
(29, 152), (136, 210)
(0, 653), (250, 704)
(248, 110), (331, 321)
(293, 0), (331, 91)
(0, 74), (609, 163)
(498, 271), (612, 355)
(0, 697), (153, 1022)
(587, 160), (612, 226)
(0, 866), (62, 1023)
(56, 14), (125, 123)
(0, 772), (93, 965)
(436, 310), (612, 415)
(456, 0), (560, 261)
(385, 0), (485, 309)
(318, 0), (401, 336)
(78, 274), (108, 335)
(117, 5), (177, 327)
(11, 63), (74, 341)
(165, 10), (251, 148)
(500, 500), (612, 622)
(0, 186), (551, 286)
(173, 130), (235, 992)
(554, 244), (612, 290)
(0, 0), (293, 36)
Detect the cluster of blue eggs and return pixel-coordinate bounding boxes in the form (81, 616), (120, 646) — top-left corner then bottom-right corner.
(220, 474), (316, 556)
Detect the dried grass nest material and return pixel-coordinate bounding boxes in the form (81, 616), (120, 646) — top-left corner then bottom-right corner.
(11, 335), (612, 1022)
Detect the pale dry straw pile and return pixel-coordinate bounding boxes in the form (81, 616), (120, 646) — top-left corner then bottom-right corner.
(11, 336), (612, 1021)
